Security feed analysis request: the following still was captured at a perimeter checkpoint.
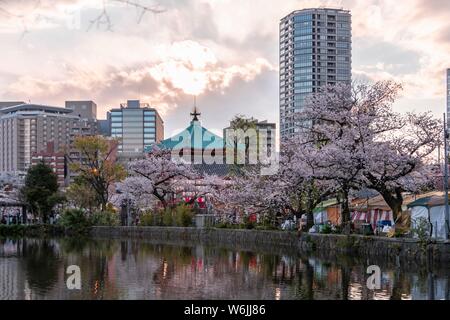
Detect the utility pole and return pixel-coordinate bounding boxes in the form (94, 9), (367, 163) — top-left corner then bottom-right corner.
(443, 114), (450, 240)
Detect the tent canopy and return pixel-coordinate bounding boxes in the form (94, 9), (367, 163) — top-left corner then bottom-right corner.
(407, 194), (450, 209)
(313, 198), (340, 213)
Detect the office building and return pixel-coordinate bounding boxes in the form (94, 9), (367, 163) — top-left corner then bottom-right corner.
(98, 119), (111, 136)
(107, 100), (164, 160)
(279, 8), (352, 139)
(223, 118), (276, 164)
(65, 100), (98, 137)
(0, 104), (80, 174)
(31, 141), (67, 187)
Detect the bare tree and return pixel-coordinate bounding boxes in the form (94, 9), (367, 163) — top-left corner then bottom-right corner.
(0, 0), (167, 36)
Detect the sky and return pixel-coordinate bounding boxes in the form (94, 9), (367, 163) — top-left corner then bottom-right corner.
(0, 0), (449, 139)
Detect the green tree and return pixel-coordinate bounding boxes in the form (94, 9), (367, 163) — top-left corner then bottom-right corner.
(21, 163), (61, 223)
(68, 136), (126, 210)
(65, 177), (99, 213)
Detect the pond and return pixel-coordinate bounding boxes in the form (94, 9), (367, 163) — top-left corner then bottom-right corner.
(0, 238), (448, 300)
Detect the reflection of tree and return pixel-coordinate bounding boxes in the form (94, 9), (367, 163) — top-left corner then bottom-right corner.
(304, 259), (314, 300)
(291, 258), (314, 300)
(59, 238), (120, 299)
(390, 269), (411, 300)
(22, 239), (61, 292)
(340, 266), (350, 300)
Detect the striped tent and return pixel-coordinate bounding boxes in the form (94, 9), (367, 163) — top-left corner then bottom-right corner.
(351, 210), (394, 229)
(351, 195), (394, 229)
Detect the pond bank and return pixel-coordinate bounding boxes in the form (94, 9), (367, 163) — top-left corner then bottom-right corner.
(90, 226), (450, 264)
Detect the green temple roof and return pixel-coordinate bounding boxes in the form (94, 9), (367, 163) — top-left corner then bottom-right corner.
(159, 119), (224, 150)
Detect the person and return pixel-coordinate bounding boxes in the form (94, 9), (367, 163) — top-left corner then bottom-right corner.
(1, 215), (6, 225)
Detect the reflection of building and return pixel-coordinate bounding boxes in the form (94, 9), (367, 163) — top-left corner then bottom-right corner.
(31, 141), (67, 187)
(279, 8), (352, 139)
(107, 100), (164, 161)
(0, 240), (26, 299)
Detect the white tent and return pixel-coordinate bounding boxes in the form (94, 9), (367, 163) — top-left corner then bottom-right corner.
(408, 195), (449, 240)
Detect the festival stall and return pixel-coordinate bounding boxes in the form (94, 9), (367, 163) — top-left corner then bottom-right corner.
(407, 194), (449, 240)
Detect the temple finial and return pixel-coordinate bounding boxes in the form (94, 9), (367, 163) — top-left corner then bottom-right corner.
(191, 106), (201, 122)
(191, 96), (200, 121)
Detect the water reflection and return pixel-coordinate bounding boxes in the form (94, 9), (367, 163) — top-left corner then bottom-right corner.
(0, 238), (448, 300)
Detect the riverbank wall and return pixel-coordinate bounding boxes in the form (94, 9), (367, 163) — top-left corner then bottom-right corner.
(90, 226), (450, 264)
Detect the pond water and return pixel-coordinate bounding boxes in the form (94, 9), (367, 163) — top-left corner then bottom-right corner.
(0, 238), (448, 300)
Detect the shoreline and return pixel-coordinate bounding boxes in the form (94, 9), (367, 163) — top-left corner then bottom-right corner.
(90, 226), (450, 264)
(1, 224), (449, 264)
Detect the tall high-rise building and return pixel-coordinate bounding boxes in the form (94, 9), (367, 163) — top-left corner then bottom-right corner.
(279, 8), (352, 139)
(107, 100), (164, 161)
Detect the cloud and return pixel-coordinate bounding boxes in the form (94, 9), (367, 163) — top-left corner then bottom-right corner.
(0, 0), (449, 131)
(4, 40), (274, 118)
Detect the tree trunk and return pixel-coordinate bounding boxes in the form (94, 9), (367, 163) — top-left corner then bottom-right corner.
(306, 212), (314, 230)
(341, 192), (350, 224)
(340, 188), (351, 234)
(379, 189), (403, 222)
(341, 266), (350, 300)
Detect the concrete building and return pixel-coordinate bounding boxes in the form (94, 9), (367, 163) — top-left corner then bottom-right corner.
(279, 8), (352, 139)
(31, 141), (67, 187)
(0, 104), (79, 174)
(223, 118), (276, 164)
(107, 100), (164, 161)
(0, 102), (25, 110)
(65, 100), (98, 137)
(97, 119), (111, 136)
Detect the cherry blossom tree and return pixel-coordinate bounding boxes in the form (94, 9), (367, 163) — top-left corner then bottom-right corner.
(114, 146), (225, 214)
(115, 146), (198, 210)
(295, 81), (442, 222)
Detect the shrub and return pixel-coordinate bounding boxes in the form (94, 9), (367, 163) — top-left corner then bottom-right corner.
(58, 209), (91, 233)
(321, 224), (332, 234)
(242, 215), (256, 230)
(174, 204), (194, 227)
(216, 222), (232, 229)
(162, 208), (174, 226)
(90, 210), (119, 226)
(139, 212), (155, 226)
(412, 217), (431, 242)
(140, 210), (164, 226)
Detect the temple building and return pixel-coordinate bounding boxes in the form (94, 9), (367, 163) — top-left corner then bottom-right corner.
(155, 108), (231, 176)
